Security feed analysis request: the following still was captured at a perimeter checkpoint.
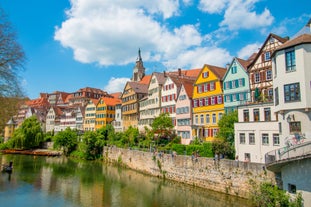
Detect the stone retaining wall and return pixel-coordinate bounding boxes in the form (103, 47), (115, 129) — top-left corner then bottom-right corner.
(103, 146), (276, 198)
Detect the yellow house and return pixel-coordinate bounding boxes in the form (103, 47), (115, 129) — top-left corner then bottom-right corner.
(192, 64), (226, 142)
(95, 97), (121, 130)
(84, 99), (99, 132)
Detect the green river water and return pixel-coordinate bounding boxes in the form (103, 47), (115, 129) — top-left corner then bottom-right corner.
(0, 154), (252, 207)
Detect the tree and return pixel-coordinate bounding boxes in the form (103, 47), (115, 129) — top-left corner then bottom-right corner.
(53, 128), (78, 155)
(151, 113), (174, 138)
(0, 7), (26, 97)
(216, 110), (238, 144)
(10, 116), (43, 149)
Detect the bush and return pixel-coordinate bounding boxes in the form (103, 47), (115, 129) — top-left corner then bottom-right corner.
(251, 182), (303, 207)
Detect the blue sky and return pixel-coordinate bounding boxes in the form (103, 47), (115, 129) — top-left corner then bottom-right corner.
(1, 0), (310, 99)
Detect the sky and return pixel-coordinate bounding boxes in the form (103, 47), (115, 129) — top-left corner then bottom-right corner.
(0, 0), (310, 99)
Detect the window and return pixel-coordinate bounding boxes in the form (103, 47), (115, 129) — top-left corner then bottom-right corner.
(218, 96), (223, 104)
(210, 82), (215, 90)
(200, 115), (204, 124)
(249, 133), (255, 145)
(253, 109), (260, 122)
(284, 83), (300, 102)
(239, 133), (245, 144)
(285, 49), (296, 72)
(289, 122), (301, 134)
(266, 70), (272, 80)
(195, 115), (198, 124)
(273, 134), (280, 146)
(231, 66), (237, 74)
(262, 134), (269, 145)
(275, 87), (279, 105)
(264, 108), (271, 121)
(267, 88), (273, 101)
(203, 71), (209, 78)
(244, 153), (250, 162)
(212, 129), (218, 137)
(255, 73), (260, 83)
(288, 184), (297, 194)
(206, 114), (210, 124)
(265, 51), (271, 61)
(243, 109), (249, 122)
(212, 113), (216, 123)
(218, 113), (223, 121)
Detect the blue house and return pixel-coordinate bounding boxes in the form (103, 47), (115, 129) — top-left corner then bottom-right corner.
(223, 57), (252, 113)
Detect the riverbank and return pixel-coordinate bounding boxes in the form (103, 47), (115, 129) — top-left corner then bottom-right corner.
(1, 149), (63, 156)
(103, 146), (276, 199)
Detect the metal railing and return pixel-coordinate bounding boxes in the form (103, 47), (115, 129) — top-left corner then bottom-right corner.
(265, 139), (311, 165)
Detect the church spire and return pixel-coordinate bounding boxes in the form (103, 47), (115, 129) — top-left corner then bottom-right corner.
(132, 48), (145, 82)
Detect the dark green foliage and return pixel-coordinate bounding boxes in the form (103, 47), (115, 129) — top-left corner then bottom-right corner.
(9, 116), (43, 149)
(212, 139), (235, 159)
(53, 127), (78, 155)
(251, 182), (303, 207)
(151, 113), (174, 142)
(217, 110), (238, 144)
(171, 142), (214, 157)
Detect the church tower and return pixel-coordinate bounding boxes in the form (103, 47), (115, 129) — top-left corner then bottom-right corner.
(132, 48), (145, 82)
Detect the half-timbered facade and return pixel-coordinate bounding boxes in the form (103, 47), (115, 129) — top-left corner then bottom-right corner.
(248, 34), (288, 102)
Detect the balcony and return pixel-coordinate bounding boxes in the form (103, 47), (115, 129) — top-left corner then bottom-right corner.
(265, 138), (311, 172)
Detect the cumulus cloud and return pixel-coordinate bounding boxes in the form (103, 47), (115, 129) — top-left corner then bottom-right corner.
(103, 77), (130, 93)
(198, 0), (228, 14)
(164, 47), (231, 69)
(54, 1), (233, 70)
(237, 43), (261, 60)
(54, 0), (279, 72)
(220, 0), (274, 30)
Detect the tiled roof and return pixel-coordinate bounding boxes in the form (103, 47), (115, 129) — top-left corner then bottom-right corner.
(76, 87), (107, 94)
(152, 72), (166, 85)
(139, 75), (152, 85)
(101, 97), (121, 106)
(236, 58), (251, 71)
(180, 78), (195, 99)
(204, 64), (227, 79)
(128, 82), (149, 93)
(110, 92), (122, 99)
(273, 34), (311, 54)
(26, 97), (50, 108)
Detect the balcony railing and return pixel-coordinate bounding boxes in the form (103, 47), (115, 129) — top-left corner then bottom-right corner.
(265, 138), (311, 165)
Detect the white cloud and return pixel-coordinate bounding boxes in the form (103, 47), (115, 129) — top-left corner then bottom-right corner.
(198, 0), (228, 14)
(54, 1), (202, 67)
(237, 43), (261, 60)
(103, 77), (130, 93)
(164, 46), (232, 69)
(220, 0), (274, 30)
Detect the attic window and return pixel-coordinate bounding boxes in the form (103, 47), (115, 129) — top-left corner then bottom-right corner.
(202, 71), (209, 78)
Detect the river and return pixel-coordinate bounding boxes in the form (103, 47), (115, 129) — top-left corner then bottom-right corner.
(0, 154), (252, 207)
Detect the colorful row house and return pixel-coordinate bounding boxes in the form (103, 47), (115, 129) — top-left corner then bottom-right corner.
(192, 64), (227, 142)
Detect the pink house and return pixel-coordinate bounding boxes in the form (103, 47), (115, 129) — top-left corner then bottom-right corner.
(175, 78), (196, 145)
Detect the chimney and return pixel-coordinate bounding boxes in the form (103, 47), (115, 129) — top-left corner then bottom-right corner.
(178, 68), (181, 76)
(226, 63), (230, 70)
(163, 71), (166, 77)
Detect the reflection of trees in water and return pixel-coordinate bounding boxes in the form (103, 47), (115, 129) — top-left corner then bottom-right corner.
(0, 155), (251, 207)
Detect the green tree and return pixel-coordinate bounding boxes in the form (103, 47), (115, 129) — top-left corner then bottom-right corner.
(123, 126), (139, 147)
(151, 113), (174, 140)
(80, 131), (103, 160)
(10, 116), (43, 149)
(251, 182), (303, 207)
(0, 7), (26, 97)
(53, 127), (78, 155)
(217, 110), (238, 144)
(211, 139), (234, 159)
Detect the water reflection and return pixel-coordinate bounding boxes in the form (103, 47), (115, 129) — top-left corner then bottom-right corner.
(0, 154), (252, 207)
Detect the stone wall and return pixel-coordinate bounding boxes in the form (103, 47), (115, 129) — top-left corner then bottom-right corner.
(103, 146), (276, 198)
